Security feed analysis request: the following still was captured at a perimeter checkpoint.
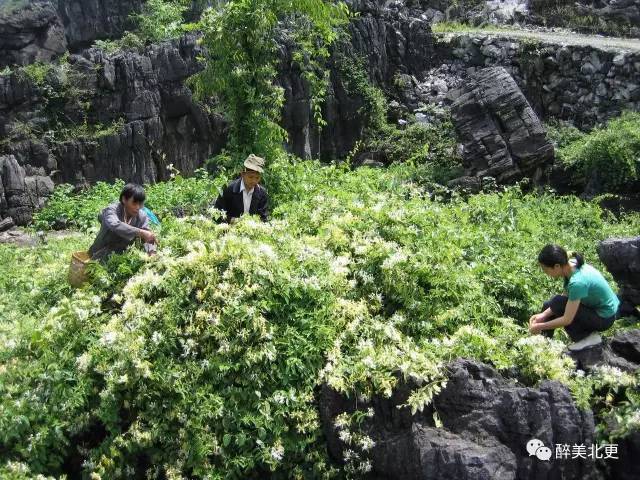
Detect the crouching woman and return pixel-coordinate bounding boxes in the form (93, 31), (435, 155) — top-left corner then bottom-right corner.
(529, 244), (620, 351)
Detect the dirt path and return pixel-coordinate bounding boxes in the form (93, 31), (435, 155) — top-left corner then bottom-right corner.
(434, 28), (640, 52)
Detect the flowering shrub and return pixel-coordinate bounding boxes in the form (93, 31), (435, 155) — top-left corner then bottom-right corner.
(2, 156), (640, 477)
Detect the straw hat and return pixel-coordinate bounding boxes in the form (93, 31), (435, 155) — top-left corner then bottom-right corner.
(244, 154), (265, 173)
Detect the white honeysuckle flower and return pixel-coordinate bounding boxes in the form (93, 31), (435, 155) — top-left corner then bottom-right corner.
(257, 243), (277, 259)
(359, 435), (375, 451)
(151, 331), (163, 345)
(100, 331), (118, 346)
(628, 410), (640, 427)
(343, 449), (356, 461)
(334, 413), (349, 429)
(382, 251), (408, 269)
(362, 355), (376, 368)
(270, 443), (284, 462)
(360, 460), (373, 472)
(338, 430), (352, 443)
(76, 352), (91, 372)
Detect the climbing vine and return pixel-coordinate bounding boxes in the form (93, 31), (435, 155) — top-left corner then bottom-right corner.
(189, 0), (349, 167)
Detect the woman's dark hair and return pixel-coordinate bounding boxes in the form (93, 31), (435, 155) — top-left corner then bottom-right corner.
(120, 183), (146, 203)
(538, 244), (584, 268)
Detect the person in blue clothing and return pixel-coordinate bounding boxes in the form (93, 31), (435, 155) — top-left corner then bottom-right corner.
(528, 244), (622, 350)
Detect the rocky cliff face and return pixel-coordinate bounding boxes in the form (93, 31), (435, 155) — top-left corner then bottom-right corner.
(279, 0), (434, 160)
(0, 0), (144, 67)
(0, 32), (227, 224)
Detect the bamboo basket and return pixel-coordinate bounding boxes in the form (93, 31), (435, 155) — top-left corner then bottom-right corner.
(68, 251), (91, 287)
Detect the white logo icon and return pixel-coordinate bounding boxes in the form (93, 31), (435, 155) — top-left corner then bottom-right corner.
(526, 439), (552, 461)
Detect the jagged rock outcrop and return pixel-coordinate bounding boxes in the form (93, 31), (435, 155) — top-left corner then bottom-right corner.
(611, 431), (640, 480)
(55, 0), (145, 51)
(598, 237), (640, 306)
(0, 33), (227, 224)
(566, 328), (640, 480)
(0, 0), (144, 68)
(0, 0), (66, 67)
(320, 358), (600, 479)
(0, 154), (53, 225)
(447, 66), (554, 188)
(279, 0), (434, 160)
(569, 329), (640, 373)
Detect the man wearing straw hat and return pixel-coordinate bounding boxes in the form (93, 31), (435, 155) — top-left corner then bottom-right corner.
(88, 183), (158, 261)
(214, 154), (269, 223)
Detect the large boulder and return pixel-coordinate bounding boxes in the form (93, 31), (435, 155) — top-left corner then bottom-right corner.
(320, 358), (600, 479)
(598, 237), (640, 306)
(447, 66), (554, 187)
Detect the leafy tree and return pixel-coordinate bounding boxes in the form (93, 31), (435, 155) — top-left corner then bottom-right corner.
(189, 0), (349, 167)
(134, 0), (191, 41)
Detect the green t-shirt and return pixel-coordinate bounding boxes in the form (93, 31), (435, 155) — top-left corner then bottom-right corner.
(563, 263), (620, 318)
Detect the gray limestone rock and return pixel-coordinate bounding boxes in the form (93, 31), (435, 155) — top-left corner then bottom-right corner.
(320, 358), (601, 479)
(598, 237), (640, 306)
(447, 67), (554, 187)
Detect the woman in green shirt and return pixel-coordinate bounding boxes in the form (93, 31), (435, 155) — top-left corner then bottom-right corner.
(529, 244), (621, 351)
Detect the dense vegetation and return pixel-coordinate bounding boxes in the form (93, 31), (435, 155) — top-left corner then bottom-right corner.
(548, 112), (640, 193)
(2, 157), (640, 478)
(2, 0), (640, 478)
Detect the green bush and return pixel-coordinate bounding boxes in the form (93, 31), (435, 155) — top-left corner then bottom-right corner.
(3, 157), (640, 477)
(134, 0), (190, 41)
(335, 52), (388, 131)
(18, 62), (53, 86)
(555, 112), (640, 192)
(92, 32), (145, 53)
